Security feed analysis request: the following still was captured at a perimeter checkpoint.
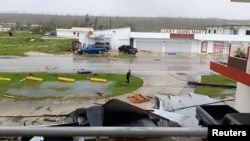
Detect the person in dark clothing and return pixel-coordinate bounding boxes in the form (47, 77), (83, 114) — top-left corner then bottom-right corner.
(126, 69), (131, 84)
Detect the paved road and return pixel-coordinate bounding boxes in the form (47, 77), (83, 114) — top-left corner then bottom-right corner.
(0, 54), (213, 140)
(0, 54), (213, 74)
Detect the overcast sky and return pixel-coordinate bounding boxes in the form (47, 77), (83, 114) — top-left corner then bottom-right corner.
(1, 0), (250, 19)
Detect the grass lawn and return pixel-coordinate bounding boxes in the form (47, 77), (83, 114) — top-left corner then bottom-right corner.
(0, 30), (75, 56)
(194, 74), (236, 99)
(0, 72), (143, 101)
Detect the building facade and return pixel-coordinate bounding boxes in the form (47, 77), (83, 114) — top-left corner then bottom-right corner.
(56, 27), (94, 39)
(76, 26), (250, 56)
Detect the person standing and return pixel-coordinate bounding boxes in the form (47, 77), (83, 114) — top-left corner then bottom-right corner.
(126, 69), (131, 84)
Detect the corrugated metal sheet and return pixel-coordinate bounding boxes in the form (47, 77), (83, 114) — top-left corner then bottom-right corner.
(64, 99), (167, 127)
(153, 109), (187, 125)
(154, 92), (226, 127)
(86, 106), (103, 126)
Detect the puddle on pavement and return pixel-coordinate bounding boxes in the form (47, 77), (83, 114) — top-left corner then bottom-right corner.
(6, 80), (114, 98)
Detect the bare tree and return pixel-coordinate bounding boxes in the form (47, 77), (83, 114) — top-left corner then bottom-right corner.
(93, 16), (98, 29)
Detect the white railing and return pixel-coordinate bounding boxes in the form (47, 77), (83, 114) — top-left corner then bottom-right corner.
(0, 127), (207, 137)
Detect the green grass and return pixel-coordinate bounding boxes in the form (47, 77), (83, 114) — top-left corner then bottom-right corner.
(200, 75), (235, 85)
(194, 75), (236, 99)
(0, 30), (75, 56)
(194, 86), (233, 99)
(0, 72), (143, 101)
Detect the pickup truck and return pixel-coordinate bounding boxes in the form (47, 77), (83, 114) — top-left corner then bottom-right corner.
(118, 45), (138, 55)
(196, 105), (250, 126)
(78, 45), (107, 54)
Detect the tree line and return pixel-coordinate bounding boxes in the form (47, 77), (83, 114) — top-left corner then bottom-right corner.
(1, 13), (250, 33)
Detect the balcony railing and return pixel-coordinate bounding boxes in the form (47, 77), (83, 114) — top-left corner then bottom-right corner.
(210, 61), (250, 86)
(228, 56), (247, 72)
(0, 127), (207, 137)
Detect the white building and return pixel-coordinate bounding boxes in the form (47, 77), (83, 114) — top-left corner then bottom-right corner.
(56, 27), (94, 39)
(78, 25), (250, 55)
(86, 27), (131, 49)
(205, 25), (250, 35)
(0, 27), (11, 32)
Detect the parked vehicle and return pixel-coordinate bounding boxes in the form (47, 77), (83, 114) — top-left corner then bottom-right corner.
(196, 105), (250, 126)
(118, 45), (138, 55)
(78, 45), (107, 54)
(95, 42), (111, 51)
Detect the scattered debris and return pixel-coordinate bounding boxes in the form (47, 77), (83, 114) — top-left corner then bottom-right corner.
(95, 92), (104, 96)
(44, 118), (56, 122)
(23, 99), (177, 141)
(19, 78), (26, 81)
(155, 92), (229, 127)
(2, 95), (28, 100)
(47, 107), (53, 111)
(127, 93), (150, 103)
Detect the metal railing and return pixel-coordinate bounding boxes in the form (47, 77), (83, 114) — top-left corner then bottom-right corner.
(0, 127), (207, 137)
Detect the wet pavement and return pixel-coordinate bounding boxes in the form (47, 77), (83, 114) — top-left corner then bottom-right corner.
(0, 54), (213, 74)
(0, 53), (214, 141)
(0, 53), (213, 98)
(6, 81), (114, 98)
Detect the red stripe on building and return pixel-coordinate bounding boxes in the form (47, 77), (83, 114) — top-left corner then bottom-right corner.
(210, 61), (250, 86)
(170, 34), (194, 39)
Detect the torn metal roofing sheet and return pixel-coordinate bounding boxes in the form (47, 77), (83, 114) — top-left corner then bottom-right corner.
(154, 92), (228, 127)
(86, 106), (103, 126)
(152, 109), (188, 125)
(102, 99), (160, 126)
(64, 99), (169, 127)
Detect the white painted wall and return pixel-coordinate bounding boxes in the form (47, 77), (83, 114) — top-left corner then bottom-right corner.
(77, 28), (250, 54)
(130, 32), (170, 39)
(78, 33), (88, 47)
(224, 29), (230, 35)
(207, 41), (214, 54)
(94, 27), (131, 50)
(217, 27), (224, 34)
(195, 34), (250, 42)
(234, 82), (250, 112)
(0, 27), (10, 31)
(238, 28), (245, 35)
(56, 29), (79, 38)
(192, 41), (201, 53)
(134, 39), (163, 52)
(238, 27), (250, 35)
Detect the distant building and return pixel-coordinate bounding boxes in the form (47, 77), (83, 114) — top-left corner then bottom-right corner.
(0, 26), (11, 32)
(205, 25), (250, 35)
(0, 22), (16, 32)
(75, 25), (250, 56)
(0, 22), (16, 28)
(56, 27), (94, 39)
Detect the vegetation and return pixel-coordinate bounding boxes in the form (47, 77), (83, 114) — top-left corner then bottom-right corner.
(200, 75), (236, 85)
(1, 13), (250, 32)
(0, 72), (143, 101)
(0, 30), (74, 56)
(194, 75), (236, 99)
(234, 47), (247, 58)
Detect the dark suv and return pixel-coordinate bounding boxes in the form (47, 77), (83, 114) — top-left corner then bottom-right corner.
(118, 45), (138, 55)
(95, 42), (111, 51)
